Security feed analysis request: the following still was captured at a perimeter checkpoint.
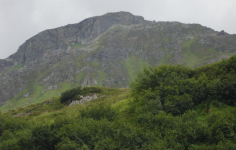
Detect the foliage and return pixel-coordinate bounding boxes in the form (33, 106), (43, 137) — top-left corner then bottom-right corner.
(130, 55), (236, 115)
(1, 56), (236, 149)
(80, 103), (117, 121)
(60, 87), (82, 103)
(32, 125), (59, 150)
(60, 86), (102, 104)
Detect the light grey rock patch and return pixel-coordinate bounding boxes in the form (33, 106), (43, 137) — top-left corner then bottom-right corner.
(23, 93), (29, 98)
(69, 94), (98, 106)
(82, 77), (98, 87)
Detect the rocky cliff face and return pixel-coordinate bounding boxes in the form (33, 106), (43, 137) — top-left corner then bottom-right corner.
(0, 11), (236, 110)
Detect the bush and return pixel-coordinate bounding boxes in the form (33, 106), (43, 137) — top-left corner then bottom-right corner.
(82, 87), (102, 94)
(1, 117), (29, 133)
(55, 137), (85, 150)
(80, 104), (116, 122)
(130, 65), (193, 95)
(60, 87), (82, 103)
(164, 94), (194, 116)
(130, 57), (236, 116)
(206, 111), (236, 144)
(60, 87), (102, 104)
(130, 65), (199, 116)
(0, 130), (15, 142)
(31, 125), (59, 150)
(0, 138), (20, 150)
(16, 129), (33, 149)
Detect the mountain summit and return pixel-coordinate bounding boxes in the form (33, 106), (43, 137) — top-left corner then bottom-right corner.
(0, 11), (236, 110)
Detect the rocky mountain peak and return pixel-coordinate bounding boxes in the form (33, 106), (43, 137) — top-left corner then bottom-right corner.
(1, 12), (236, 110)
(100, 11), (147, 25)
(7, 12), (148, 68)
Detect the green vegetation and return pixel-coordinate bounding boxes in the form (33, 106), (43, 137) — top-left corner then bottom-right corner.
(181, 37), (233, 68)
(158, 53), (171, 65)
(0, 58), (76, 112)
(77, 62), (82, 67)
(96, 70), (106, 85)
(122, 54), (149, 81)
(12, 63), (24, 69)
(72, 42), (83, 48)
(1, 56), (236, 149)
(89, 61), (99, 68)
(76, 72), (85, 83)
(76, 61), (106, 86)
(0, 83), (76, 112)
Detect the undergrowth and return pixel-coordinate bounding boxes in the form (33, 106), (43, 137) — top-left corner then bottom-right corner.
(1, 56), (236, 149)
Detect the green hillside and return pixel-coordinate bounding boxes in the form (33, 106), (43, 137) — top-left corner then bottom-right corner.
(1, 56), (236, 149)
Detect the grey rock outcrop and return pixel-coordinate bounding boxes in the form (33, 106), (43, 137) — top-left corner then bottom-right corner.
(69, 94), (98, 106)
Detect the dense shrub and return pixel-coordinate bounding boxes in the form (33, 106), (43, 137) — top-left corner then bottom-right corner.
(55, 137), (87, 150)
(0, 116), (30, 133)
(0, 107), (236, 149)
(164, 93), (194, 115)
(57, 118), (157, 150)
(130, 56), (236, 115)
(80, 104), (116, 121)
(82, 87), (102, 94)
(16, 129), (33, 150)
(32, 125), (59, 150)
(60, 87), (82, 103)
(0, 138), (20, 150)
(60, 87), (102, 104)
(130, 65), (193, 95)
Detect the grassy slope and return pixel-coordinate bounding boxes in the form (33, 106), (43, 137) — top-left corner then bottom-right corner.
(122, 53), (149, 82)
(0, 58), (80, 112)
(2, 86), (233, 129)
(181, 37), (233, 68)
(0, 83), (77, 112)
(2, 87), (132, 124)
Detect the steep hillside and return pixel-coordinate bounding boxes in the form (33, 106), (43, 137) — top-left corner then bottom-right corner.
(1, 11), (236, 111)
(1, 56), (236, 149)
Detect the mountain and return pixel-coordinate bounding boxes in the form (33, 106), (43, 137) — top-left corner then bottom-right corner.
(1, 11), (236, 111)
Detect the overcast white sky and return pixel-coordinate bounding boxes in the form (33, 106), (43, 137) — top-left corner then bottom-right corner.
(0, 0), (236, 59)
